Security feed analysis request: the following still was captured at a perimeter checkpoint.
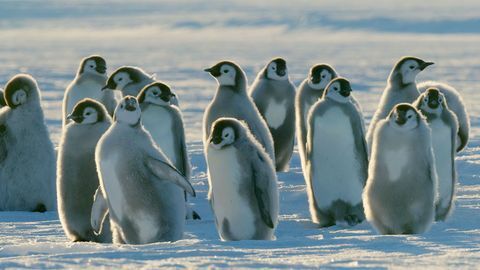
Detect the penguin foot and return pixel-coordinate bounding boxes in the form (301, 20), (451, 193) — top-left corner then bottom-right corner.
(345, 214), (362, 226)
(192, 210), (201, 220)
(32, 203), (46, 213)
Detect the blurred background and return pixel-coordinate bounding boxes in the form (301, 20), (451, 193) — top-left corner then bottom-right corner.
(1, 0), (479, 143)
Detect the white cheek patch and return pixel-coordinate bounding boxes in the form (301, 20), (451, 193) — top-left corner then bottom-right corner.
(217, 73), (235, 86)
(115, 73), (133, 89)
(85, 59), (96, 71)
(12, 90), (27, 105)
(116, 107), (141, 125)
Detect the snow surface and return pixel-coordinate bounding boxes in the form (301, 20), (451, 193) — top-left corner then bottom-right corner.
(0, 0), (480, 268)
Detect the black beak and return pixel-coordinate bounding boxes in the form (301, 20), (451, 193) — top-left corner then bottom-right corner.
(67, 114), (83, 123)
(339, 88), (351, 97)
(276, 68), (286, 77)
(204, 67), (221, 77)
(102, 80), (116, 91)
(418, 61), (434, 71)
(428, 99), (439, 109)
(395, 115), (406, 125)
(210, 135), (222, 145)
(96, 64), (107, 74)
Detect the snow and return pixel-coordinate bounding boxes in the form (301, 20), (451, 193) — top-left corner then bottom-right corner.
(1, 0), (480, 268)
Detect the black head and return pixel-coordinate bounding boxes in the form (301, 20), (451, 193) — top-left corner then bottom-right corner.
(204, 61), (245, 89)
(67, 98), (108, 124)
(102, 66), (145, 90)
(137, 81), (175, 104)
(323, 77), (352, 102)
(4, 74), (39, 109)
(264, 57), (287, 79)
(79, 55), (107, 75)
(309, 64), (338, 89)
(390, 56), (434, 85)
(424, 88), (442, 109)
(389, 103), (420, 129)
(209, 118), (241, 149)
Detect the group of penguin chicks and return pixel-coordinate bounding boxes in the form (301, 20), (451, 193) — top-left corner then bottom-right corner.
(0, 54), (469, 245)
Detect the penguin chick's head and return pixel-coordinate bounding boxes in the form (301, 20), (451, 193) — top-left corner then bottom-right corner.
(264, 57), (288, 81)
(323, 77), (352, 103)
(204, 61), (245, 88)
(103, 66), (147, 91)
(388, 103), (420, 130)
(208, 118), (244, 150)
(308, 64), (337, 90)
(137, 81), (175, 106)
(418, 88), (447, 115)
(114, 96), (141, 126)
(79, 55), (107, 76)
(390, 56), (434, 85)
(67, 98), (108, 124)
(4, 74), (40, 109)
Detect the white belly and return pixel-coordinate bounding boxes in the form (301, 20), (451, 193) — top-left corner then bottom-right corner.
(264, 99), (287, 129)
(431, 120), (453, 205)
(311, 107), (363, 208)
(135, 211), (159, 243)
(384, 147), (409, 182)
(207, 147), (256, 239)
(99, 153), (126, 221)
(142, 106), (177, 166)
(67, 80), (104, 114)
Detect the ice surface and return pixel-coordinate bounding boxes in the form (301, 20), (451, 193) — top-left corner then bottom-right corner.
(0, 1), (479, 268)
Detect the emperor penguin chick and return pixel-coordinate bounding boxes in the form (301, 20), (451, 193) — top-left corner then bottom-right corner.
(418, 81), (469, 152)
(57, 99), (112, 242)
(92, 96), (195, 244)
(366, 56), (434, 152)
(204, 61), (275, 163)
(137, 82), (200, 220)
(414, 88), (458, 221)
(305, 78), (368, 227)
(249, 57), (296, 172)
(0, 74), (56, 212)
(63, 55), (117, 126)
(206, 117), (279, 241)
(363, 104), (437, 234)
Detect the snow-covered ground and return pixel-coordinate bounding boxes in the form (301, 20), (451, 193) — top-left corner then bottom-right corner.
(0, 0), (479, 268)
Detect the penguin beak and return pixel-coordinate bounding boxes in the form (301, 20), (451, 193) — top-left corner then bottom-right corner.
(67, 114), (83, 123)
(96, 64), (107, 74)
(210, 136), (222, 145)
(339, 87), (352, 97)
(204, 67), (221, 77)
(428, 99), (439, 109)
(101, 80), (116, 91)
(418, 61), (434, 71)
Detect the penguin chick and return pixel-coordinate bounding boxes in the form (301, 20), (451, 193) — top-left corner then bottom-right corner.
(249, 57), (296, 172)
(92, 96), (195, 244)
(206, 117), (279, 240)
(0, 74), (56, 212)
(305, 77), (368, 227)
(203, 60), (275, 163)
(363, 103), (437, 235)
(366, 56), (434, 153)
(414, 88), (458, 221)
(418, 81), (469, 152)
(137, 81), (200, 220)
(62, 55), (117, 127)
(58, 98), (112, 242)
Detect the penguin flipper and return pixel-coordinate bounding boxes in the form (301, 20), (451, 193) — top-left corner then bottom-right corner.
(146, 156), (196, 197)
(251, 152), (275, 229)
(91, 187), (109, 234)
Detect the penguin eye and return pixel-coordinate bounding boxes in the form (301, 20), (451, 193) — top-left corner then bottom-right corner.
(438, 98), (443, 103)
(408, 115), (413, 119)
(86, 112), (91, 116)
(424, 98), (428, 103)
(321, 75), (326, 79)
(118, 77), (123, 81)
(224, 133), (229, 138)
(334, 87), (339, 91)
(272, 66), (276, 70)
(409, 65), (415, 70)
(223, 69), (229, 74)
